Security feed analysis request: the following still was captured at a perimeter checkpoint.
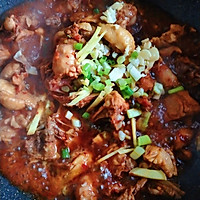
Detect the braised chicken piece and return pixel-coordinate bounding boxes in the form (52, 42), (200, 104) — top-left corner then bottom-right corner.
(65, 151), (93, 182)
(92, 91), (129, 130)
(104, 153), (137, 178)
(174, 128), (193, 150)
(0, 62), (21, 79)
(53, 41), (81, 78)
(75, 174), (98, 200)
(0, 44), (11, 67)
(100, 23), (135, 54)
(143, 145), (177, 178)
(116, 3), (137, 28)
(163, 90), (200, 122)
(147, 180), (185, 199)
(117, 187), (135, 200)
(152, 61), (179, 90)
(151, 24), (185, 49)
(0, 125), (17, 143)
(137, 74), (155, 92)
(25, 118), (59, 160)
(0, 79), (40, 110)
(174, 57), (200, 88)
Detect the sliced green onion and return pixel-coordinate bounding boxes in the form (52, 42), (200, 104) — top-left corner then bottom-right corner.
(130, 146), (145, 160)
(168, 86), (184, 94)
(82, 63), (91, 78)
(130, 168), (167, 180)
(91, 80), (105, 91)
(121, 86), (134, 99)
(127, 63), (143, 82)
(127, 108), (142, 119)
(132, 88), (145, 98)
(98, 70), (104, 76)
(125, 78), (132, 84)
(105, 79), (112, 86)
(102, 61), (111, 75)
(93, 8), (100, 14)
(131, 51), (138, 59)
(117, 55), (126, 64)
(109, 66), (126, 82)
(82, 112), (90, 119)
(117, 78), (132, 90)
(61, 148), (70, 159)
(74, 43), (83, 50)
(107, 59), (116, 66)
(118, 80), (127, 90)
(138, 135), (152, 146)
(99, 56), (107, 64)
(153, 82), (164, 95)
(137, 111), (151, 132)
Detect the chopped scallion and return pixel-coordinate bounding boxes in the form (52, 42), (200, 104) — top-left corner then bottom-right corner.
(153, 82), (164, 95)
(82, 63), (91, 78)
(61, 148), (70, 159)
(127, 108), (142, 119)
(91, 81), (105, 91)
(137, 112), (151, 132)
(127, 63), (142, 82)
(65, 110), (73, 120)
(99, 56), (107, 64)
(138, 135), (152, 146)
(121, 86), (134, 99)
(105, 79), (112, 86)
(130, 146), (145, 160)
(131, 51), (138, 59)
(118, 79), (128, 90)
(168, 86), (184, 94)
(74, 43), (83, 50)
(102, 61), (111, 75)
(117, 55), (126, 64)
(93, 8), (100, 14)
(107, 59), (116, 66)
(82, 112), (90, 119)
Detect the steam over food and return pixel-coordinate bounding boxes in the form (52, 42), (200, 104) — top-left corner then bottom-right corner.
(0, 0), (200, 200)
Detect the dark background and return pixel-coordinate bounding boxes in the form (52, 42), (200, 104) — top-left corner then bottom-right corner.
(0, 0), (200, 200)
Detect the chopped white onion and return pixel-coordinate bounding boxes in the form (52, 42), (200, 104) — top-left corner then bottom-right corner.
(127, 63), (142, 82)
(109, 67), (125, 82)
(100, 2), (124, 23)
(72, 117), (81, 128)
(119, 130), (126, 141)
(65, 111), (73, 120)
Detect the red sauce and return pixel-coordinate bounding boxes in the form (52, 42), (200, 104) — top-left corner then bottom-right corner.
(0, 0), (199, 200)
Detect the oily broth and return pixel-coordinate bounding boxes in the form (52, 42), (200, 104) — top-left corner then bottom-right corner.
(0, 0), (199, 199)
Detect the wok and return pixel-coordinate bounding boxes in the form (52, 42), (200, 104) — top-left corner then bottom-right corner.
(0, 0), (200, 199)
